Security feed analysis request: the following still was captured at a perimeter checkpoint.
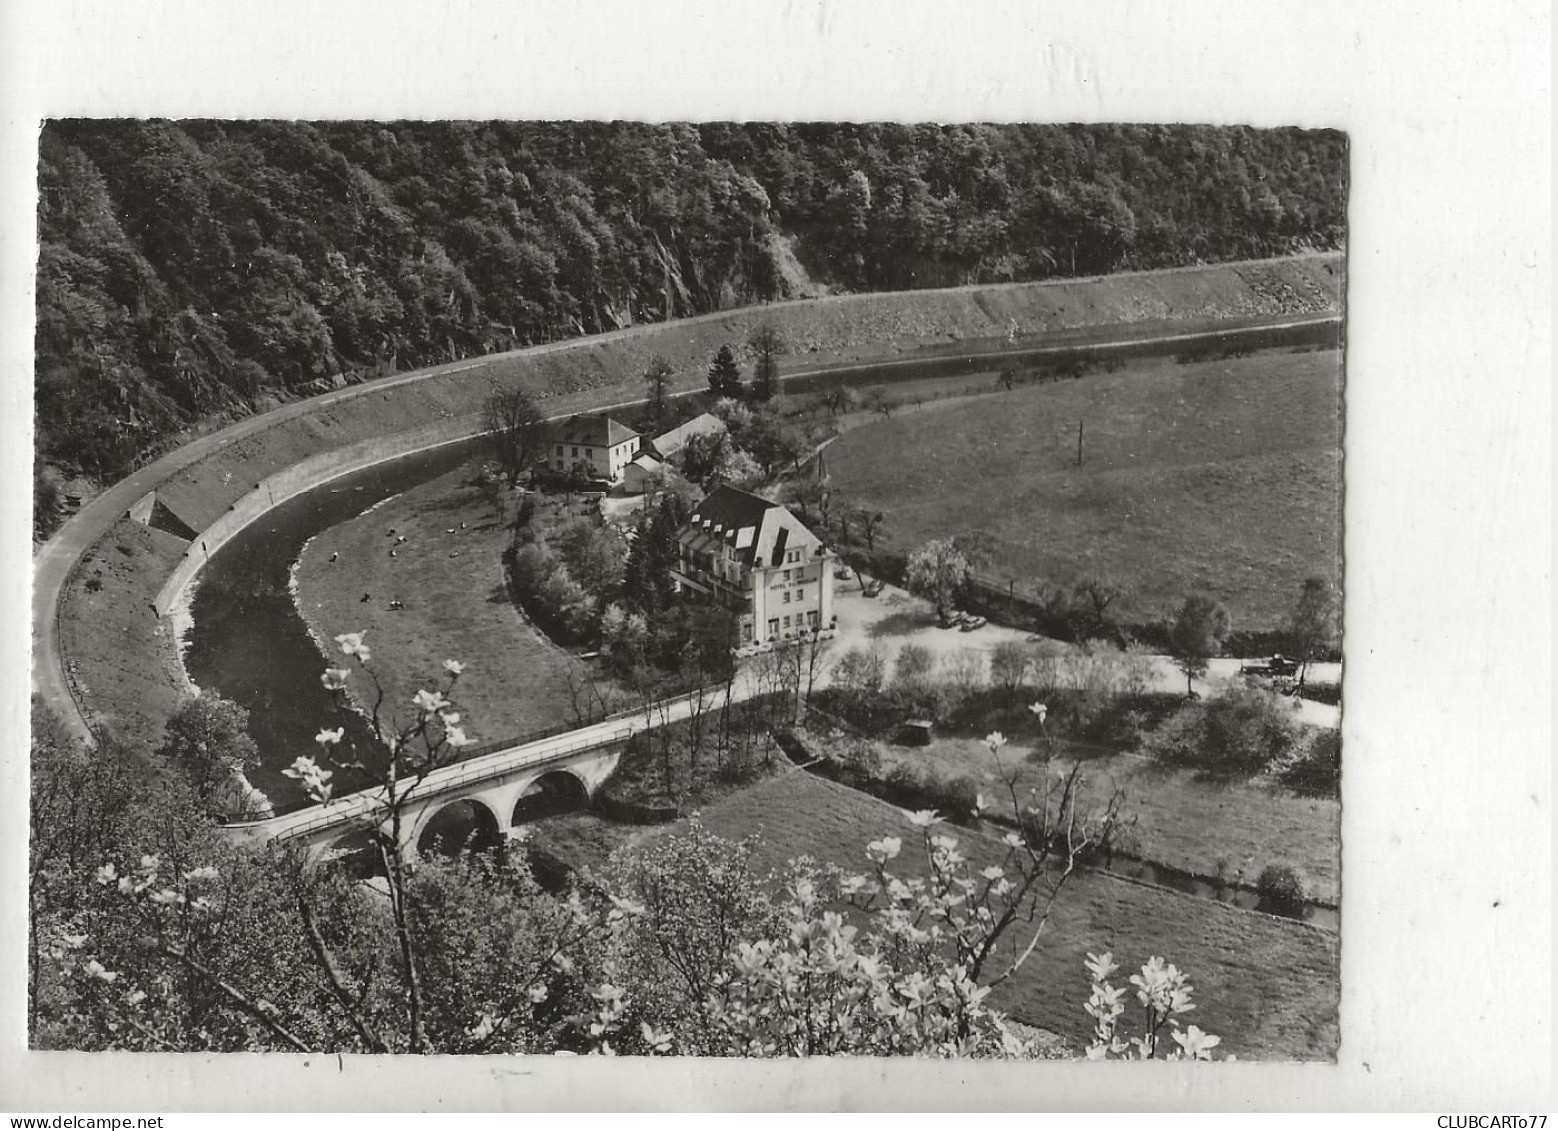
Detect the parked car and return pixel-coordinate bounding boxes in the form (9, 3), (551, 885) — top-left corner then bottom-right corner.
(959, 615), (987, 631)
(1240, 653), (1299, 678)
(862, 579), (885, 598)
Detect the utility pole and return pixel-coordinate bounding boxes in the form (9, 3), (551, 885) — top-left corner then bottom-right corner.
(1076, 420), (1084, 467)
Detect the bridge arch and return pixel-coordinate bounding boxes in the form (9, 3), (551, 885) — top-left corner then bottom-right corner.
(413, 796), (504, 859)
(510, 770), (590, 826)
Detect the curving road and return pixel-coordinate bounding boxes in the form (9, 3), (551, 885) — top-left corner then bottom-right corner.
(34, 310), (1341, 747)
(31, 359), (490, 745)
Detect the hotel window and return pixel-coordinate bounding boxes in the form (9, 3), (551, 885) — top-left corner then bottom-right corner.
(555, 445), (563, 455)
(782, 569), (792, 583)
(571, 446), (578, 457)
(783, 615), (792, 628)
(787, 550), (801, 564)
(586, 447), (593, 457)
(783, 590), (791, 604)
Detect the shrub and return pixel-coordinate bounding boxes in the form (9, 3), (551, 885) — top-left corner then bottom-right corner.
(892, 643), (935, 692)
(832, 646), (887, 699)
(936, 773), (982, 819)
(1257, 862), (1309, 916)
(939, 648), (988, 706)
(1140, 687), (1302, 775)
(881, 760), (923, 803)
(836, 740), (882, 784)
(1277, 729), (1340, 796)
(989, 640), (1033, 697)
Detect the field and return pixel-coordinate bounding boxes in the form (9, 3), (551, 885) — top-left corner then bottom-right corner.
(688, 769), (1339, 1060)
(869, 735), (1340, 905)
(293, 462), (594, 747)
(824, 348), (1343, 630)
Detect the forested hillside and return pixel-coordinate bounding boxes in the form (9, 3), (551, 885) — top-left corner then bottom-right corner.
(35, 121), (1346, 492)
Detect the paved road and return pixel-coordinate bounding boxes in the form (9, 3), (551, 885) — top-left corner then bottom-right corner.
(35, 308), (1341, 746)
(30, 359), (492, 745)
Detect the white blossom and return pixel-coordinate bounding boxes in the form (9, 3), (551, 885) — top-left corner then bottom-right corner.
(335, 631), (368, 658)
(412, 688), (450, 713)
(866, 836), (902, 863)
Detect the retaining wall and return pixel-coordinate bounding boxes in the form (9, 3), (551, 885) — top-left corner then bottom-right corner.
(152, 414), (482, 617)
(46, 253), (1345, 743)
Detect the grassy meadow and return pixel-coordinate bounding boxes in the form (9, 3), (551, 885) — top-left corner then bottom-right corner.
(293, 463), (593, 746)
(824, 348), (1343, 630)
(688, 769), (1338, 1060)
(869, 735), (1340, 905)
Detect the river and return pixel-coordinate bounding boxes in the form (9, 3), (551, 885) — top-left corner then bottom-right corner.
(179, 330), (1340, 816)
(183, 437), (487, 813)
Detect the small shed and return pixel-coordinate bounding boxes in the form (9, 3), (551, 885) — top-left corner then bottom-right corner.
(622, 452), (666, 495)
(899, 719), (935, 747)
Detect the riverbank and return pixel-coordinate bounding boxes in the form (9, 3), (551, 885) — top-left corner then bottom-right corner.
(292, 461), (596, 751)
(38, 253), (1343, 750)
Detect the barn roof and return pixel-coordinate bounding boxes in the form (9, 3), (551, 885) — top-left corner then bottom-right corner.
(651, 412), (727, 458)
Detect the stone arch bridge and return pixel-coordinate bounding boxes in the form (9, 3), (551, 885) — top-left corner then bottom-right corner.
(220, 688), (716, 866)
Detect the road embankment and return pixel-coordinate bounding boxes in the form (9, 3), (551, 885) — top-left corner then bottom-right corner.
(37, 252), (1344, 746)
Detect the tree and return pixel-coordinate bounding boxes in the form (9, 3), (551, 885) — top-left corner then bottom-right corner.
(37, 639), (1230, 1060)
(830, 646), (887, 704)
(1070, 576), (1123, 643)
(746, 323), (786, 402)
(847, 506), (885, 551)
(642, 354), (674, 430)
(780, 477), (828, 529)
(156, 693), (261, 811)
(482, 384), (547, 486)
(891, 643), (935, 699)
(736, 410), (803, 478)
(821, 383), (859, 417)
(904, 538), (969, 625)
(706, 344), (743, 400)
(1288, 576), (1339, 692)
(1168, 594), (1232, 695)
(989, 640), (1033, 699)
(679, 431), (728, 487)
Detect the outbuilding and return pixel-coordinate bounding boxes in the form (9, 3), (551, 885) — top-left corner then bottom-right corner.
(622, 452), (667, 495)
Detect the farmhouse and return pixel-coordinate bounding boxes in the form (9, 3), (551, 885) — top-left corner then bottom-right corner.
(547, 413), (640, 484)
(672, 484), (837, 650)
